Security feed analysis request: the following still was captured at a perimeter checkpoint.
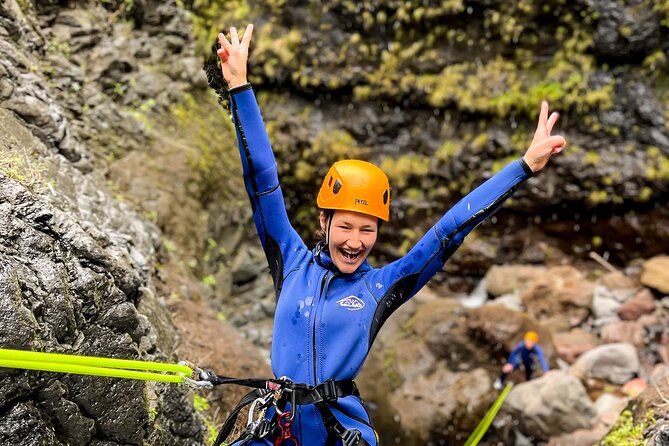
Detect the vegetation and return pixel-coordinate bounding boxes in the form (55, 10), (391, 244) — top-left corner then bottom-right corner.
(600, 410), (654, 446)
(0, 147), (47, 191)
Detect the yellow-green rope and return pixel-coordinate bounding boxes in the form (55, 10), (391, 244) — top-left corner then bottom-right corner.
(463, 383), (513, 446)
(0, 348), (192, 383)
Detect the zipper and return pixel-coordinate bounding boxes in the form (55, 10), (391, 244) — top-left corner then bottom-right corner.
(312, 270), (336, 385)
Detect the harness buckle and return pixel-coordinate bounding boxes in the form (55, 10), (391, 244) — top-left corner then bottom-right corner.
(321, 379), (338, 402)
(340, 428), (362, 446)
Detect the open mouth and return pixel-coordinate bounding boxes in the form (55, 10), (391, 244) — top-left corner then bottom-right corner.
(340, 248), (362, 262)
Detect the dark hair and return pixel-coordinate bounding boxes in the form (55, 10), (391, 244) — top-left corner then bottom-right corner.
(313, 209), (334, 243)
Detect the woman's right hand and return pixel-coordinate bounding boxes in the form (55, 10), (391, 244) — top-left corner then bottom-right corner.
(217, 24), (254, 89)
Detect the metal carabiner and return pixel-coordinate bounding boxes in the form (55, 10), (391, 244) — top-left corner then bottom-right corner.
(247, 391), (274, 426)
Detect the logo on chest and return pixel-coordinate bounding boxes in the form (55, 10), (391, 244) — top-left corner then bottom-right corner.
(337, 295), (365, 311)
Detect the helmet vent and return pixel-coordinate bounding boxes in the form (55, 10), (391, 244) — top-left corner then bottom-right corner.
(328, 176), (333, 187)
(333, 179), (342, 194)
(383, 189), (389, 204)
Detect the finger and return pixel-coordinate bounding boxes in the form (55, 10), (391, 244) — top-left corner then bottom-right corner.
(218, 32), (233, 51)
(230, 26), (240, 46)
(546, 111), (559, 134)
(538, 135), (566, 151)
(240, 24), (254, 50)
(538, 100), (549, 127)
(217, 48), (229, 63)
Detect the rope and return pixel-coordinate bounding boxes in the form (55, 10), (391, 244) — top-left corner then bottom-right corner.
(463, 383), (513, 446)
(0, 348), (192, 383)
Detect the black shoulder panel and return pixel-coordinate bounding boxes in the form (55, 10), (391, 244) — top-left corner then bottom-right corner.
(263, 236), (284, 300)
(368, 273), (420, 347)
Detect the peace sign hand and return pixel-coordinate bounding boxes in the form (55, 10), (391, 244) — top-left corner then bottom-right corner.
(522, 101), (567, 173)
(217, 24), (254, 89)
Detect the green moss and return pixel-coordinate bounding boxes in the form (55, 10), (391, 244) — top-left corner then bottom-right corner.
(168, 92), (243, 204)
(193, 395), (218, 445)
(601, 410), (654, 446)
(380, 154), (430, 189)
(0, 147), (47, 191)
(584, 151), (600, 165)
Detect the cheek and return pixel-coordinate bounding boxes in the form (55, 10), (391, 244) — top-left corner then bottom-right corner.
(363, 233), (378, 249)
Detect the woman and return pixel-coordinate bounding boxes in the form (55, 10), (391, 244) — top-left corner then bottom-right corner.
(215, 24), (565, 446)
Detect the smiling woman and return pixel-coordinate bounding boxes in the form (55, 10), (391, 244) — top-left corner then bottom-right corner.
(207, 23), (566, 446)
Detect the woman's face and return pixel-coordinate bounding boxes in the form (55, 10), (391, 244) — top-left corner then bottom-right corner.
(320, 210), (378, 274)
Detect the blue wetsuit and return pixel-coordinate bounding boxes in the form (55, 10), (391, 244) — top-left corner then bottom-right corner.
(229, 84), (533, 445)
(501, 341), (549, 383)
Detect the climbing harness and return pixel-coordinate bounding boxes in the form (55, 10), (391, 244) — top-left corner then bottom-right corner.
(0, 348), (368, 446)
(204, 375), (369, 446)
(463, 382), (513, 446)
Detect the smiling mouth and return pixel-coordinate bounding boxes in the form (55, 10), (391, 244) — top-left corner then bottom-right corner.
(340, 248), (362, 262)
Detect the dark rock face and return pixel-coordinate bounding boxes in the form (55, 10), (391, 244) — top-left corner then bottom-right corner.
(0, 0), (205, 444)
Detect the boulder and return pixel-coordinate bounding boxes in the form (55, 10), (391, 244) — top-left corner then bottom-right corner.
(641, 256), (669, 294)
(484, 265), (546, 297)
(617, 288), (657, 320)
(600, 320), (645, 347)
(522, 266), (594, 330)
(569, 343), (640, 385)
(502, 371), (595, 440)
(553, 329), (600, 364)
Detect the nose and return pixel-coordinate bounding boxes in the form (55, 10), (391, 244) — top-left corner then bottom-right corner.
(347, 237), (364, 250)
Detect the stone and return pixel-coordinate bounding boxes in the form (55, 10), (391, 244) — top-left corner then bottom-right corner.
(569, 343), (640, 385)
(641, 256), (669, 294)
(617, 288), (657, 320)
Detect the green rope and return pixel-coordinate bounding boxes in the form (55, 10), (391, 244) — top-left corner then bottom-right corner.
(463, 383), (513, 446)
(0, 348), (192, 383)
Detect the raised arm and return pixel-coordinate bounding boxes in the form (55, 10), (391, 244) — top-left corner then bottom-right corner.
(217, 25), (307, 294)
(368, 103), (565, 340)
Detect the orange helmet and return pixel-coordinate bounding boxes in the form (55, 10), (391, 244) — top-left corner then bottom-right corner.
(524, 331), (539, 343)
(317, 160), (391, 221)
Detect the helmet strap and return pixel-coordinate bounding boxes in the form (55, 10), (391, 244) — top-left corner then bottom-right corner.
(325, 213), (333, 248)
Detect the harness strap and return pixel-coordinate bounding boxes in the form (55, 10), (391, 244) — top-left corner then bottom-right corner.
(289, 379), (359, 405)
(213, 388), (267, 446)
(314, 400), (371, 446)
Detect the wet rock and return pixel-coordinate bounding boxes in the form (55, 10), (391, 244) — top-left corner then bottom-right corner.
(553, 329), (600, 364)
(600, 319), (645, 346)
(0, 401), (65, 445)
(593, 392), (628, 429)
(502, 371), (595, 440)
(617, 288), (657, 320)
(388, 365), (492, 445)
(522, 266), (594, 331)
(569, 343), (640, 385)
(484, 264), (546, 297)
(547, 428), (608, 446)
(641, 256), (669, 294)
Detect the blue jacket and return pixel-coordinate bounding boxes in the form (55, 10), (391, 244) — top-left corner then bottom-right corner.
(508, 341), (549, 372)
(229, 84), (533, 445)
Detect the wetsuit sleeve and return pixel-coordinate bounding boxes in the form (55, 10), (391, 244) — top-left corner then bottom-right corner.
(368, 159), (532, 344)
(534, 345), (550, 372)
(229, 85), (307, 295)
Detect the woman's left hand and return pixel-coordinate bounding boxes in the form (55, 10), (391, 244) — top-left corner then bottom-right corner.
(523, 101), (566, 173)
